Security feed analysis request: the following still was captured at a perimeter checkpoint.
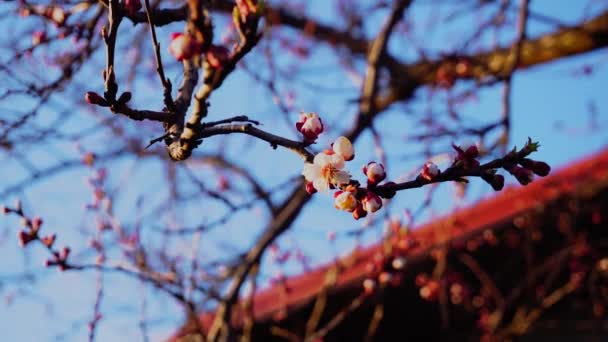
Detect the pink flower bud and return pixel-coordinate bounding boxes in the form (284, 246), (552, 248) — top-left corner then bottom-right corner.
(206, 45), (230, 69)
(168, 33), (201, 62)
(296, 112), (324, 142)
(31, 216), (43, 232)
(124, 0), (142, 15)
(332, 136), (354, 161)
(305, 181), (317, 195)
(363, 162), (386, 184)
(41, 234), (56, 248)
(32, 31), (46, 46)
(59, 246), (71, 260)
(361, 192), (382, 213)
(1, 206), (9, 214)
(333, 191), (358, 212)
(452, 143), (480, 169)
(420, 161), (439, 181)
(85, 92), (108, 106)
(45, 6), (67, 26)
(17, 230), (35, 247)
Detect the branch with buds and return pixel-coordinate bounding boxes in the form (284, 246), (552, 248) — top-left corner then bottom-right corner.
(303, 132), (550, 220)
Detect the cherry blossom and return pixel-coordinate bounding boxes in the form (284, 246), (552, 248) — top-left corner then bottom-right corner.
(302, 152), (350, 192)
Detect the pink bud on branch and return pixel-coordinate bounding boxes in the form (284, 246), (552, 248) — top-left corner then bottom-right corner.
(363, 162), (386, 185)
(296, 112), (324, 142)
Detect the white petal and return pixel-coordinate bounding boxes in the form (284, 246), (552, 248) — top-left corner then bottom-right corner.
(329, 154), (345, 169)
(302, 163), (321, 182)
(313, 153), (331, 167)
(313, 178), (330, 192)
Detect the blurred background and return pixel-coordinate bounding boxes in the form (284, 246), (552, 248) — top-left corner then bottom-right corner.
(1, 0), (607, 341)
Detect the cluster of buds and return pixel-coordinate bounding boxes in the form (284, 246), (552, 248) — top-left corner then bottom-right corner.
(299, 113), (393, 220)
(123, 0), (142, 15)
(3, 201), (65, 268)
(504, 140), (551, 185)
(296, 112), (324, 142)
(452, 143), (480, 169)
(168, 33), (203, 62)
(332, 185), (384, 220)
(362, 253), (408, 296)
(45, 247), (71, 271)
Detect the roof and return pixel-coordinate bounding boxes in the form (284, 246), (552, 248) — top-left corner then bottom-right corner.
(249, 148), (608, 319)
(174, 148), (608, 340)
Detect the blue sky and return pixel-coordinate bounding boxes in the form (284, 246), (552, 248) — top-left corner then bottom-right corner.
(1, 1), (607, 341)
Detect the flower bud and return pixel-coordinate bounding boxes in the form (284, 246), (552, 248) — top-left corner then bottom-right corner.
(17, 230), (35, 247)
(334, 191), (358, 212)
(41, 234), (56, 248)
(117, 91), (132, 104)
(420, 161), (439, 181)
(31, 216), (43, 232)
(531, 161), (550, 177)
(363, 162), (386, 184)
(489, 174), (504, 191)
(32, 31), (46, 46)
(168, 33), (201, 62)
(59, 246), (71, 260)
(452, 143), (480, 168)
(521, 159), (550, 177)
(124, 0), (142, 15)
(296, 112), (324, 142)
(206, 45), (230, 69)
(332, 136), (354, 161)
(510, 166), (533, 185)
(45, 6), (67, 26)
(305, 181), (317, 195)
(361, 192), (382, 213)
(85, 92), (108, 106)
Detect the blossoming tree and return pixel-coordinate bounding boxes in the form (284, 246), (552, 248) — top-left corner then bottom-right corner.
(1, 0), (606, 341)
